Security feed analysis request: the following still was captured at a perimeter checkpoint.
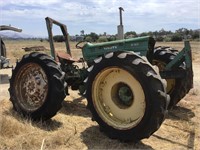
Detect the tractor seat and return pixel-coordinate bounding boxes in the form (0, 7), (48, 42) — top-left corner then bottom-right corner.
(56, 52), (82, 63)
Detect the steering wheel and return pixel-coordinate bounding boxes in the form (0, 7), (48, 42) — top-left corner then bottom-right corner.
(76, 41), (86, 49)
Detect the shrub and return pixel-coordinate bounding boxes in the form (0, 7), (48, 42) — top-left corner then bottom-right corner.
(171, 34), (182, 41)
(53, 35), (64, 42)
(85, 36), (93, 42)
(163, 37), (171, 42)
(97, 37), (108, 43)
(156, 36), (164, 42)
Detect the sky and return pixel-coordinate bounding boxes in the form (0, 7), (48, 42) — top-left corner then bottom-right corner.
(0, 0), (199, 37)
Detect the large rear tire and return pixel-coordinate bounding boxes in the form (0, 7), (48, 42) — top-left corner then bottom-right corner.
(9, 52), (66, 120)
(84, 51), (169, 141)
(153, 46), (193, 108)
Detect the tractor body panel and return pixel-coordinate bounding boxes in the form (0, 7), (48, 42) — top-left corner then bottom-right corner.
(82, 36), (155, 63)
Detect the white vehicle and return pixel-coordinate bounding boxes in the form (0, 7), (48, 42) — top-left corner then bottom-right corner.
(0, 25), (22, 69)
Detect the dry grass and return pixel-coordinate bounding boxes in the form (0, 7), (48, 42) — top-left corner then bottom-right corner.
(4, 40), (81, 65)
(0, 91), (199, 149)
(0, 40), (200, 149)
(156, 41), (200, 63)
(0, 94), (92, 150)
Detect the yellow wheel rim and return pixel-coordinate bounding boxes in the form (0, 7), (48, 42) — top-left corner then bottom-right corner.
(92, 67), (146, 130)
(152, 60), (176, 94)
(166, 78), (175, 94)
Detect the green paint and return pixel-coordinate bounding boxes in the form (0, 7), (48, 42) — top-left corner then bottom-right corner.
(82, 36), (154, 63)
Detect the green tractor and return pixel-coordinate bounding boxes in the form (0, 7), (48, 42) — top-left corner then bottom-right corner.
(9, 17), (193, 141)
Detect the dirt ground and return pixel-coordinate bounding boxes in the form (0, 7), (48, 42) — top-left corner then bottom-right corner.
(0, 41), (199, 149)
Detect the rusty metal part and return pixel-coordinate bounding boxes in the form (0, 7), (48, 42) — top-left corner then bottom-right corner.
(22, 46), (47, 52)
(45, 17), (71, 59)
(57, 52), (81, 63)
(0, 25), (22, 32)
(117, 7), (124, 40)
(119, 7), (124, 26)
(56, 52), (84, 63)
(14, 63), (48, 112)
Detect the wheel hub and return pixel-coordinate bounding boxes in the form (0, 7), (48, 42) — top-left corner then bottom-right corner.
(14, 63), (48, 112)
(112, 82), (134, 109)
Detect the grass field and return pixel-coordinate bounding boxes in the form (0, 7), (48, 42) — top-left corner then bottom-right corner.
(4, 40), (82, 65)
(0, 40), (200, 149)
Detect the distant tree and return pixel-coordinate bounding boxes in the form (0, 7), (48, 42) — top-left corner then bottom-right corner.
(189, 29), (194, 37)
(157, 28), (172, 37)
(175, 28), (190, 39)
(53, 35), (64, 42)
(176, 28), (189, 35)
(163, 36), (172, 42)
(80, 30), (84, 36)
(171, 33), (182, 41)
(125, 31), (137, 38)
(192, 30), (200, 39)
(158, 28), (165, 36)
(97, 37), (108, 43)
(85, 36), (93, 42)
(140, 32), (148, 37)
(89, 32), (99, 42)
(147, 31), (153, 37)
(152, 31), (158, 38)
(107, 36), (116, 41)
(156, 36), (164, 42)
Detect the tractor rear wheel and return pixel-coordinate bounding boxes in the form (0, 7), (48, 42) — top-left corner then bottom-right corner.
(84, 51), (169, 141)
(153, 46), (193, 108)
(9, 52), (66, 120)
